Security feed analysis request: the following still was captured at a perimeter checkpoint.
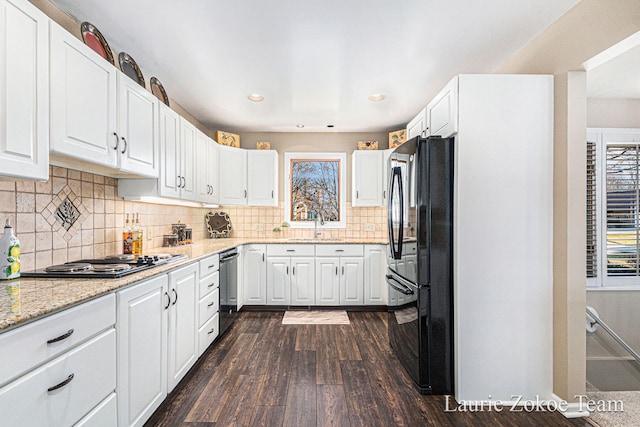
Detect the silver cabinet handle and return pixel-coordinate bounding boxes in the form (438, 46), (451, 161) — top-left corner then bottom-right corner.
(176, 176), (181, 188)
(47, 373), (74, 393)
(181, 176), (186, 188)
(121, 136), (128, 154)
(383, 190), (386, 199)
(244, 189), (247, 198)
(262, 253), (265, 262)
(292, 266), (295, 275)
(112, 132), (119, 150)
(272, 190), (274, 198)
(164, 291), (171, 309)
(342, 266), (345, 275)
(172, 289), (178, 305)
(207, 301), (215, 307)
(286, 266), (289, 275)
(47, 329), (74, 344)
(356, 190), (359, 199)
(335, 266), (338, 275)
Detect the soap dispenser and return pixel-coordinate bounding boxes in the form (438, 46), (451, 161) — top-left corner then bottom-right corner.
(0, 219), (20, 280)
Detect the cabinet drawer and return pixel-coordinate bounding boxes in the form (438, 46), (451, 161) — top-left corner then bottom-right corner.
(403, 241), (417, 255)
(75, 392), (117, 427)
(267, 244), (315, 257)
(199, 254), (220, 277)
(0, 328), (116, 426)
(315, 244), (364, 257)
(0, 293), (115, 386)
(199, 270), (219, 298)
(199, 288), (219, 327)
(198, 313), (219, 356)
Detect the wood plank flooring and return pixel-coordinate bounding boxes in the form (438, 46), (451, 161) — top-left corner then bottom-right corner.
(145, 311), (590, 427)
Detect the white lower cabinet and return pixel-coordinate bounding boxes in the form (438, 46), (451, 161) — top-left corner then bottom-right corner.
(0, 328), (116, 426)
(364, 245), (388, 305)
(340, 257), (364, 305)
(197, 254), (220, 356)
(244, 244), (267, 304)
(291, 258), (315, 305)
(117, 274), (168, 427)
(315, 257), (340, 305)
(167, 263), (199, 391)
(266, 257), (290, 305)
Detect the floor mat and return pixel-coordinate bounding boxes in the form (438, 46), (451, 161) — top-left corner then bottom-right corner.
(587, 391), (640, 427)
(282, 310), (350, 325)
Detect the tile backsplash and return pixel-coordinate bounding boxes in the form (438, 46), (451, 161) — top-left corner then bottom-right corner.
(0, 166), (387, 271)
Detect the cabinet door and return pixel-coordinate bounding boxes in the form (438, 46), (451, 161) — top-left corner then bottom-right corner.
(167, 263), (198, 392)
(208, 141), (220, 203)
(50, 23), (117, 167)
(266, 257), (290, 305)
(381, 148), (393, 206)
(315, 257), (340, 305)
(244, 245), (266, 305)
(353, 150), (382, 206)
(116, 275), (168, 427)
(340, 257), (364, 305)
(364, 245), (387, 305)
(427, 76), (458, 138)
(406, 107), (427, 140)
(247, 150), (277, 206)
(291, 257), (315, 305)
(218, 145), (248, 205)
(195, 130), (210, 202)
(0, 0), (48, 180)
(117, 72), (158, 177)
(179, 118), (197, 200)
(158, 103), (181, 198)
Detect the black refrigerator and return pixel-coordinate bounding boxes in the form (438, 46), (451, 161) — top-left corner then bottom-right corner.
(386, 135), (454, 395)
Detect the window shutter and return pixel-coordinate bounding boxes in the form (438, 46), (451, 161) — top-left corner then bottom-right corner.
(586, 141), (597, 278)
(606, 144), (640, 276)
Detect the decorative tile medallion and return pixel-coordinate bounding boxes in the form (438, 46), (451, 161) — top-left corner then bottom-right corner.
(42, 185), (89, 241)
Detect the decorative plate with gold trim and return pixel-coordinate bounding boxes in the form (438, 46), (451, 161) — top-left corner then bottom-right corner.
(205, 211), (232, 238)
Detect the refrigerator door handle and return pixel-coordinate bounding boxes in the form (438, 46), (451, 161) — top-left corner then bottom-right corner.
(386, 275), (414, 295)
(388, 166), (404, 260)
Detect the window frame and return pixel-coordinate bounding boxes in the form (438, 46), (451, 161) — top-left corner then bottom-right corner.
(588, 128), (640, 290)
(283, 152), (347, 229)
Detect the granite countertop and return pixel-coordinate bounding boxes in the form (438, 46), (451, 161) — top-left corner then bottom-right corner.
(0, 237), (387, 333)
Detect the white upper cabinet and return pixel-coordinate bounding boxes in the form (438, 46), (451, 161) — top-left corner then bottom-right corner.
(178, 118), (197, 200)
(0, 0), (49, 181)
(426, 76), (459, 138)
(50, 22), (158, 177)
(247, 150), (277, 206)
(406, 107), (427, 140)
(117, 71), (159, 177)
(218, 144), (247, 205)
(50, 22), (117, 168)
(352, 150), (383, 207)
(157, 103), (181, 198)
(196, 130), (219, 204)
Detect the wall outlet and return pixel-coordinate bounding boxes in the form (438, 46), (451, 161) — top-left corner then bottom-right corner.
(146, 227), (153, 240)
(364, 223), (375, 232)
(254, 224), (264, 232)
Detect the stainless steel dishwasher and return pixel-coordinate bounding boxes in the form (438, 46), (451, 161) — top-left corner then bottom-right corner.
(219, 247), (239, 335)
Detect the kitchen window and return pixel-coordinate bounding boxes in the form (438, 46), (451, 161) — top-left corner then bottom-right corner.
(587, 129), (640, 288)
(284, 152), (346, 228)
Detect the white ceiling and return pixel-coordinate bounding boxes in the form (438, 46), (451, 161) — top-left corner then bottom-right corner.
(587, 42), (640, 99)
(51, 0), (580, 132)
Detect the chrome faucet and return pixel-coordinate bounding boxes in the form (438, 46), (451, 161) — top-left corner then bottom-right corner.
(314, 212), (324, 238)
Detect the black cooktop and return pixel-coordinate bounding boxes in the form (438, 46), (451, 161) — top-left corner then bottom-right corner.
(22, 254), (188, 279)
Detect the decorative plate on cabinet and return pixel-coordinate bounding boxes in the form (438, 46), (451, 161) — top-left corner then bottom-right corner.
(80, 22), (114, 65)
(205, 212), (232, 238)
(118, 52), (145, 88)
(150, 77), (170, 106)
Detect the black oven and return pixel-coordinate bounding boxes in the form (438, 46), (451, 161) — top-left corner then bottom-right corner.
(218, 247), (239, 335)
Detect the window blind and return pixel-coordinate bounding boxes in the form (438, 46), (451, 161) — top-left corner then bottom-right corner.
(586, 141), (597, 278)
(606, 144), (640, 276)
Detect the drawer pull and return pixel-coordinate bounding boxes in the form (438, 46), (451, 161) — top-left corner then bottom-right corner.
(207, 328), (215, 335)
(207, 301), (215, 307)
(335, 249), (344, 252)
(286, 249), (295, 252)
(208, 282), (216, 288)
(208, 264), (216, 269)
(47, 329), (74, 344)
(47, 373), (74, 392)
(172, 289), (178, 305)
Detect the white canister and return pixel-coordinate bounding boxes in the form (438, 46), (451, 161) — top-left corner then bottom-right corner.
(0, 219), (20, 280)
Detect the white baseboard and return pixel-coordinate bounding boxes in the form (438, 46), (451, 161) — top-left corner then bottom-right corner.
(552, 394), (590, 418)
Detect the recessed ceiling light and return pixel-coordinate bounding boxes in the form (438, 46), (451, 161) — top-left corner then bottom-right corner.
(247, 93), (264, 102)
(296, 124), (305, 128)
(368, 94), (386, 101)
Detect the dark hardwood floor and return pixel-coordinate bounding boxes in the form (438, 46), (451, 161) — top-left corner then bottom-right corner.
(145, 311), (590, 427)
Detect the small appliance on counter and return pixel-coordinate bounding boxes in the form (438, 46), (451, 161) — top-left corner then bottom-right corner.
(21, 253), (187, 279)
